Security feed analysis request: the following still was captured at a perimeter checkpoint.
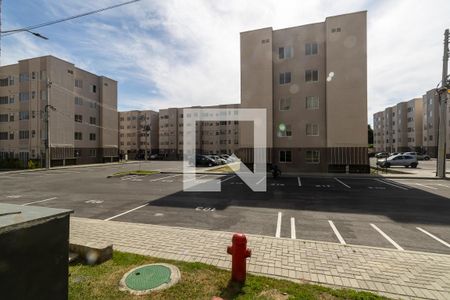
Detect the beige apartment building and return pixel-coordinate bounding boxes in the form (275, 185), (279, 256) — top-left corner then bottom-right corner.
(118, 110), (159, 158)
(239, 11), (368, 173)
(0, 55), (118, 166)
(158, 104), (240, 159)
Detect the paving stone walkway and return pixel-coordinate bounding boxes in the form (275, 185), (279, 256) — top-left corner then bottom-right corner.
(70, 217), (450, 299)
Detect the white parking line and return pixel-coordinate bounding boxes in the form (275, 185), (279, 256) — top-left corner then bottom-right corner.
(413, 183), (437, 190)
(290, 217), (296, 239)
(334, 178), (351, 188)
(217, 175), (236, 184)
(183, 174), (209, 183)
(104, 203), (148, 221)
(328, 220), (346, 244)
(374, 179), (408, 190)
(256, 177), (265, 185)
(297, 177), (302, 187)
(275, 212), (282, 238)
(370, 223), (404, 250)
(23, 197), (58, 206)
(417, 227), (450, 248)
(149, 174), (181, 182)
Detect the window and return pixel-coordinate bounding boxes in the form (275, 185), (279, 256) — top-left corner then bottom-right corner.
(305, 150), (320, 163)
(278, 124), (292, 137)
(90, 117), (96, 125)
(0, 96), (8, 104)
(31, 91), (36, 99)
(0, 78), (9, 86)
(306, 96), (319, 109)
(0, 132), (7, 140)
(305, 43), (318, 55)
(75, 79), (83, 88)
(279, 72), (291, 85)
(75, 97), (83, 105)
(89, 149), (97, 157)
(19, 92), (29, 102)
(9, 132), (14, 140)
(429, 135), (433, 141)
(89, 133), (96, 141)
(0, 114), (8, 122)
(74, 132), (83, 140)
(306, 124), (319, 136)
(31, 72), (36, 80)
(91, 85), (97, 93)
(75, 114), (83, 123)
(305, 70), (319, 82)
(279, 98), (291, 111)
(74, 149), (81, 158)
(19, 111), (29, 120)
(19, 130), (29, 139)
(279, 150), (292, 163)
(278, 46), (293, 59)
(19, 73), (29, 82)
(9, 114), (14, 122)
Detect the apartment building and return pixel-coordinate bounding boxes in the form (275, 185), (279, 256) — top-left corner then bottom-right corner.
(158, 104), (240, 159)
(118, 110), (159, 158)
(373, 97), (434, 156)
(239, 11), (368, 173)
(0, 56), (118, 166)
(422, 89), (440, 156)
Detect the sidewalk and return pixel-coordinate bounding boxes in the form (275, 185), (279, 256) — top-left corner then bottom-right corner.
(70, 217), (450, 300)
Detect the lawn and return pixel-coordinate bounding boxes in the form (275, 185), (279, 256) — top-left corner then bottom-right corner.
(69, 251), (388, 300)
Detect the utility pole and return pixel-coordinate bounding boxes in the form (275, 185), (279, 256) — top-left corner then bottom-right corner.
(437, 29), (449, 178)
(44, 80), (55, 170)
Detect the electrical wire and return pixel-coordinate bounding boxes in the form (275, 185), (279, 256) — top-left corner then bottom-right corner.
(1, 0), (142, 36)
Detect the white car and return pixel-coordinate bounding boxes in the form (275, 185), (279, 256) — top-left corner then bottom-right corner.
(376, 154), (418, 168)
(403, 151), (430, 161)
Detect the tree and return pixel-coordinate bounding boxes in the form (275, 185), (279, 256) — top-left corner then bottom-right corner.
(368, 124), (374, 145)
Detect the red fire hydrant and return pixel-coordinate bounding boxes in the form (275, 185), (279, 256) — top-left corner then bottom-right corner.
(227, 233), (251, 283)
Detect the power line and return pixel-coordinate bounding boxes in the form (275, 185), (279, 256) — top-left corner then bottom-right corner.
(1, 0), (142, 36)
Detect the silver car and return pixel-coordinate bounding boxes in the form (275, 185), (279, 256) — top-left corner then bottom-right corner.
(376, 154), (418, 168)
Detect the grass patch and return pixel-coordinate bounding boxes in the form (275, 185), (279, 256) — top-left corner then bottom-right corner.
(69, 251), (388, 300)
(109, 170), (160, 177)
(207, 163), (240, 174)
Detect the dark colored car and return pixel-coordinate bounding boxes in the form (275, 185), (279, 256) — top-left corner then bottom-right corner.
(195, 155), (218, 167)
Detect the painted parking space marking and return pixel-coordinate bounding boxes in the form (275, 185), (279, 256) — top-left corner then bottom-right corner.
(328, 220), (346, 244)
(195, 207), (216, 212)
(290, 217), (296, 239)
(297, 177), (302, 187)
(417, 227), (450, 248)
(85, 200), (104, 204)
(184, 174), (210, 183)
(374, 179), (408, 190)
(315, 185), (331, 188)
(23, 197), (58, 206)
(270, 183), (285, 186)
(218, 175), (236, 184)
(370, 223), (404, 250)
(413, 183), (437, 190)
(6, 195), (22, 199)
(275, 212), (282, 238)
(104, 203), (149, 221)
(368, 186), (386, 190)
(149, 174), (181, 182)
(334, 178), (351, 188)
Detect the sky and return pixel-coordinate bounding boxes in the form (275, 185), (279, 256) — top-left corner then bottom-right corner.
(1, 0), (450, 125)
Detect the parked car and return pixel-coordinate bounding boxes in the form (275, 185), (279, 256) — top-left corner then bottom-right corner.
(403, 152), (430, 161)
(195, 155), (218, 167)
(375, 152), (389, 159)
(208, 155), (227, 165)
(390, 152), (401, 156)
(376, 154), (418, 168)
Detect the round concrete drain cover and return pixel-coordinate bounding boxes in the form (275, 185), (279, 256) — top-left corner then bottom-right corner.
(119, 263), (180, 295)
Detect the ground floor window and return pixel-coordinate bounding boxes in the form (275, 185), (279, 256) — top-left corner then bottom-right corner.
(279, 150), (292, 163)
(305, 150), (320, 163)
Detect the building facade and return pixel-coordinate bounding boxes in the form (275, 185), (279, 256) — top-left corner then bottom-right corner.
(118, 110), (159, 158)
(239, 11), (368, 173)
(158, 104), (240, 159)
(0, 56), (118, 166)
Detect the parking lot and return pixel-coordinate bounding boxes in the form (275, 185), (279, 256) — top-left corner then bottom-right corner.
(1, 161), (450, 255)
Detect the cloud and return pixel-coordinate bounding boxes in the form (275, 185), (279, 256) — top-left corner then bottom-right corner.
(3, 0), (450, 124)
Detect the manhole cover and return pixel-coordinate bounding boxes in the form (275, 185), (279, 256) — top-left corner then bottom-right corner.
(119, 263), (180, 295)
